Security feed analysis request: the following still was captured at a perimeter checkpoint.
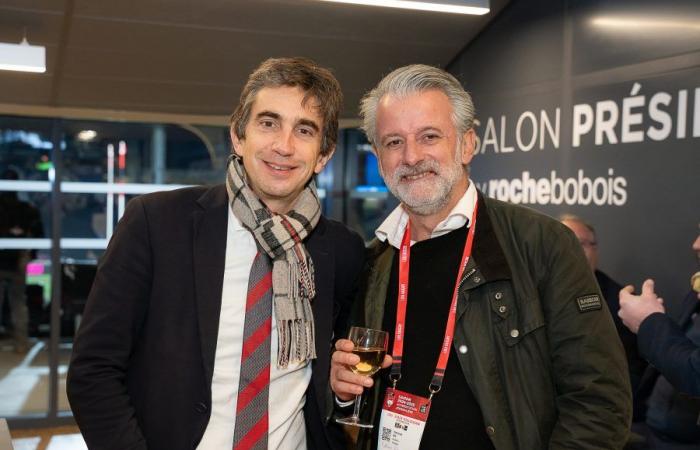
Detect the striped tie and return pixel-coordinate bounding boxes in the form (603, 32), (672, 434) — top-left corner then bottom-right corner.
(233, 251), (273, 450)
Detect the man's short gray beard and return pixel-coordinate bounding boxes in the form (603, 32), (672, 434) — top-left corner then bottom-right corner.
(383, 154), (465, 217)
(401, 195), (452, 216)
(390, 170), (453, 216)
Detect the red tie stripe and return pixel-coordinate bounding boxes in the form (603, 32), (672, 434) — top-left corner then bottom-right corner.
(233, 251), (273, 450)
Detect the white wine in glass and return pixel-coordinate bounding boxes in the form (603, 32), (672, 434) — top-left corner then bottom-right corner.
(336, 326), (389, 428)
(351, 347), (386, 376)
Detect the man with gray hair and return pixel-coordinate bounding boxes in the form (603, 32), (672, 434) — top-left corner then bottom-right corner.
(330, 64), (631, 449)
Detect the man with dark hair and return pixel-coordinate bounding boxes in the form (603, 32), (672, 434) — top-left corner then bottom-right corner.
(330, 64), (631, 450)
(231, 58), (343, 159)
(68, 57), (364, 450)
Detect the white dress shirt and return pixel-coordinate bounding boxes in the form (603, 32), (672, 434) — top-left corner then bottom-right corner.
(375, 181), (478, 249)
(197, 209), (310, 450)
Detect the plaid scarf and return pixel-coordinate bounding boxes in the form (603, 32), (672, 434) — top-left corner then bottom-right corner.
(225, 154), (320, 368)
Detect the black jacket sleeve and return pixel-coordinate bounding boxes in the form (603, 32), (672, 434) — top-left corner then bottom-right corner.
(637, 311), (700, 396)
(66, 197), (151, 450)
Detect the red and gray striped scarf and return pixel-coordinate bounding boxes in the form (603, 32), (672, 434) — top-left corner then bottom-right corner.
(225, 154), (319, 368)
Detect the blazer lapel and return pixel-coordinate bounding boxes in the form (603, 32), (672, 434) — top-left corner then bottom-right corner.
(306, 217), (335, 415)
(364, 242), (394, 331)
(192, 184), (228, 385)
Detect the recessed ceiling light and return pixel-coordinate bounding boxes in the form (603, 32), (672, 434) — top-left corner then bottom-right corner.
(317, 0), (489, 15)
(0, 37), (46, 73)
(590, 16), (700, 31)
(77, 130), (98, 142)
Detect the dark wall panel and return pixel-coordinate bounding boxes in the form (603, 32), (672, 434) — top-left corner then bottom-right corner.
(449, 0), (700, 309)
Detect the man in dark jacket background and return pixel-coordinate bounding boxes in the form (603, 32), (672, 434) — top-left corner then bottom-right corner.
(619, 227), (700, 448)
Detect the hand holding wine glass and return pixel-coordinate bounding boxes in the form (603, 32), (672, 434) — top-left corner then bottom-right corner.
(333, 326), (391, 428)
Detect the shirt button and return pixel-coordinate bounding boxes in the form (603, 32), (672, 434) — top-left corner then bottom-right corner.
(510, 329), (519, 338)
(486, 425), (496, 435)
(494, 292), (503, 300)
(473, 276), (481, 283)
(498, 305), (507, 313)
(459, 345), (468, 354)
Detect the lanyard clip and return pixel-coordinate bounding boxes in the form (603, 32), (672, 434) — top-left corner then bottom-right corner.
(389, 373), (401, 389)
(428, 383), (441, 400)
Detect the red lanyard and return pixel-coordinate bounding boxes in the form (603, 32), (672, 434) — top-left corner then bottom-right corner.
(389, 202), (478, 398)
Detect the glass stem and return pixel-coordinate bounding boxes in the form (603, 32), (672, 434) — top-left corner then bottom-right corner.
(351, 391), (363, 421)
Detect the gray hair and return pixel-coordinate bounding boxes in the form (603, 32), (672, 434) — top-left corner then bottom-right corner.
(559, 213), (597, 238)
(359, 64), (475, 145)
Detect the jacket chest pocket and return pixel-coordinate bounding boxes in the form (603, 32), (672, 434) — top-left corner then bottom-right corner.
(485, 281), (545, 347)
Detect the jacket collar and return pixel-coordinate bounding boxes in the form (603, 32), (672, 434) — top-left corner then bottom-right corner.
(460, 191), (512, 288)
(363, 190), (512, 324)
(373, 190), (511, 282)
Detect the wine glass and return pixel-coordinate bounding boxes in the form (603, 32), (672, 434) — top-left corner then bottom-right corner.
(336, 326), (389, 428)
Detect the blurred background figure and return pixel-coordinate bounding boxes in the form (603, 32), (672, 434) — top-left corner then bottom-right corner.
(560, 214), (648, 396)
(619, 227), (700, 449)
(0, 168), (43, 353)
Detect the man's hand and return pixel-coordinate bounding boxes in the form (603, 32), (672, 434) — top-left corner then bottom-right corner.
(330, 338), (393, 402)
(618, 279), (665, 334)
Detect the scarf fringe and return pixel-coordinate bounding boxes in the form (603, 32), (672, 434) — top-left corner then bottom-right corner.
(273, 252), (317, 368)
(276, 317), (317, 369)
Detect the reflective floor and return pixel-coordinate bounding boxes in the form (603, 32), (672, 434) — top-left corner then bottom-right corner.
(0, 338), (71, 417)
(11, 426), (86, 450)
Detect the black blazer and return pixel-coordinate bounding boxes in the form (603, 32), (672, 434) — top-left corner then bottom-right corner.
(67, 184), (364, 450)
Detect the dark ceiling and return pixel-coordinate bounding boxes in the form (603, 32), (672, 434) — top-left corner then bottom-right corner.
(0, 0), (508, 119)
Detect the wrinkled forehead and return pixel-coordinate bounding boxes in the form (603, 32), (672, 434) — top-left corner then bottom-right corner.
(376, 90), (454, 130)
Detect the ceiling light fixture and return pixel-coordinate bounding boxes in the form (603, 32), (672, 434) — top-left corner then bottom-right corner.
(0, 37), (46, 73)
(77, 130), (98, 142)
(318, 0), (489, 15)
(591, 16), (700, 31)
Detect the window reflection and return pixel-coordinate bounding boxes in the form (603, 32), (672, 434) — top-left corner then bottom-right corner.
(0, 114), (233, 419)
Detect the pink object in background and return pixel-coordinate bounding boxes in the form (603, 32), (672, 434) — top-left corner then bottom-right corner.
(26, 261), (45, 276)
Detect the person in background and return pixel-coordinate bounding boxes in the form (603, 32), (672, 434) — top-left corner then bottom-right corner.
(0, 168), (43, 354)
(330, 64), (631, 450)
(67, 57), (365, 450)
(619, 227), (700, 449)
(560, 214), (648, 400)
